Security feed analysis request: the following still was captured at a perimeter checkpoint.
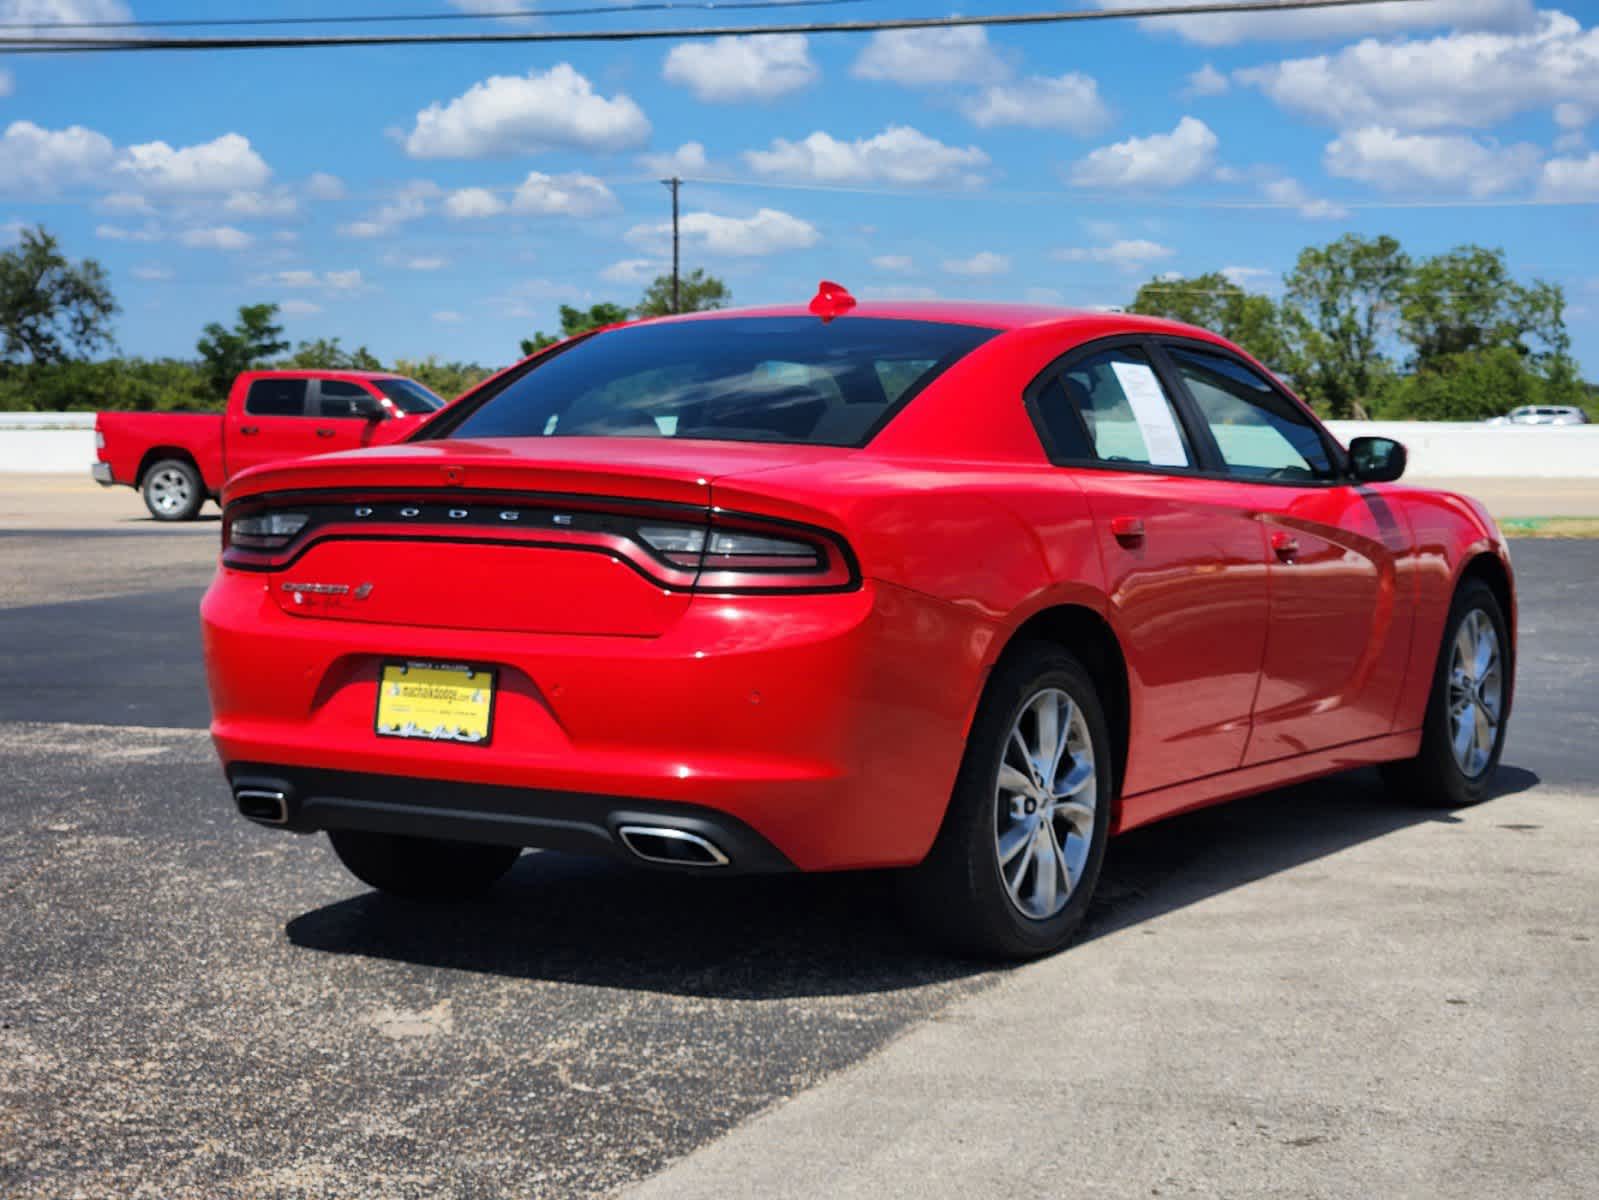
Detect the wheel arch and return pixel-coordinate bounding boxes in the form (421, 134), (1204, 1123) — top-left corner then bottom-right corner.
(136, 446), (203, 490)
(1457, 548), (1516, 712)
(991, 603), (1131, 824)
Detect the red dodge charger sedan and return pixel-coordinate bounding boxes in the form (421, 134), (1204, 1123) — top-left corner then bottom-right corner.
(202, 288), (1514, 957)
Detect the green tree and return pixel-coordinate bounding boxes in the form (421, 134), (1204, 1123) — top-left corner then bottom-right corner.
(1283, 234), (1411, 419)
(0, 226), (118, 364)
(196, 303), (290, 397)
(282, 337), (383, 371)
(1128, 272), (1296, 372)
(391, 356), (495, 400)
(520, 302), (631, 357)
(1379, 345), (1540, 421)
(635, 269), (731, 317)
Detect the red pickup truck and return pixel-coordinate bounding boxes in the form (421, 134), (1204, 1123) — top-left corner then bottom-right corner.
(93, 369), (446, 520)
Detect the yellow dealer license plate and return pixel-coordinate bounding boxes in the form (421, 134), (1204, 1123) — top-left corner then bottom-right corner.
(375, 661), (496, 745)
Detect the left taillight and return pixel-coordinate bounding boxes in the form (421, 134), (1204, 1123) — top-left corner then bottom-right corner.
(225, 511), (309, 550)
(637, 514), (854, 592)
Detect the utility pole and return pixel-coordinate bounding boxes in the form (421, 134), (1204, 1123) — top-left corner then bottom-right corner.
(662, 176), (680, 313)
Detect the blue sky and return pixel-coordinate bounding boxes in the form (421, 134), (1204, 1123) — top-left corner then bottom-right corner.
(4, 0), (1598, 373)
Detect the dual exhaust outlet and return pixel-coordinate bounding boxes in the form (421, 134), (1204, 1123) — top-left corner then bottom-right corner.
(231, 784), (729, 868)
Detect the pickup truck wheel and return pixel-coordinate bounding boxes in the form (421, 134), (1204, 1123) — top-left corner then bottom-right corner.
(141, 458), (204, 522)
(328, 829), (522, 900)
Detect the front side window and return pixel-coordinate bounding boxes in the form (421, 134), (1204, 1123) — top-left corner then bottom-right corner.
(443, 317), (997, 447)
(317, 379), (374, 418)
(375, 377), (446, 414)
(1167, 346), (1334, 481)
(244, 378), (308, 417)
(1035, 346), (1193, 468)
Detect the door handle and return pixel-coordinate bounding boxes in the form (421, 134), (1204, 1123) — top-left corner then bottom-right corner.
(1271, 531), (1300, 563)
(1110, 515), (1145, 546)
(238, 425), (259, 436)
(315, 427), (336, 438)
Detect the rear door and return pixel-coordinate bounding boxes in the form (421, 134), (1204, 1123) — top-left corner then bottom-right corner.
(1157, 340), (1413, 762)
(311, 378), (388, 455)
(229, 377), (314, 477)
(1029, 338), (1271, 796)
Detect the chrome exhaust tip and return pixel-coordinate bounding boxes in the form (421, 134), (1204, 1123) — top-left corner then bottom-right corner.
(235, 787), (290, 825)
(617, 825), (729, 868)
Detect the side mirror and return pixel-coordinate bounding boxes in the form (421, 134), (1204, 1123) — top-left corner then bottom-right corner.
(1349, 435), (1406, 483)
(351, 394), (385, 421)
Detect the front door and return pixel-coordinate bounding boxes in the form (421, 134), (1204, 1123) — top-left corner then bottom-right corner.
(1159, 341), (1412, 763)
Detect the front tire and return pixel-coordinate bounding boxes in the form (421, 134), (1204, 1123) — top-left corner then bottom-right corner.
(328, 830), (521, 900)
(141, 458), (204, 522)
(1381, 577), (1510, 808)
(901, 642), (1114, 960)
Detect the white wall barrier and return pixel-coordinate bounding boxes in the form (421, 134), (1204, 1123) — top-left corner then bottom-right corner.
(0, 413), (1595, 478)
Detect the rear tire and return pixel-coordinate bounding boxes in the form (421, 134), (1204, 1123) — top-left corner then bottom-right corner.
(328, 830), (521, 900)
(900, 642), (1114, 960)
(1380, 577), (1510, 808)
(141, 458), (204, 522)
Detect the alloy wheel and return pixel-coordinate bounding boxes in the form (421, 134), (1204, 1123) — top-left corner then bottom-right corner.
(1447, 608), (1502, 778)
(148, 468), (192, 514)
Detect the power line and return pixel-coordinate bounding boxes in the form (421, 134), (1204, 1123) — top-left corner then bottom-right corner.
(0, 0), (1432, 53)
(0, 0), (880, 33)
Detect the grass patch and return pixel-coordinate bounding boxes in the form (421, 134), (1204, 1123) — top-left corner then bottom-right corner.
(1499, 517), (1599, 538)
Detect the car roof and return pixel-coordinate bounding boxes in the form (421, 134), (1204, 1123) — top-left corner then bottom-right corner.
(632, 300), (1226, 342)
(247, 368), (399, 380)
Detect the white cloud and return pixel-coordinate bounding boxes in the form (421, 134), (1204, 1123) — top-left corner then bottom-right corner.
(0, 120), (116, 193)
(447, 0), (536, 18)
(1555, 102), (1589, 130)
(871, 254), (914, 272)
(1183, 63), (1230, 97)
(962, 73), (1110, 134)
(601, 258), (665, 285)
(626, 207), (819, 257)
(118, 133), (271, 194)
(178, 226), (253, 251)
(404, 63), (649, 158)
(307, 172), (346, 201)
(389, 254), (447, 271)
(1261, 176), (1349, 219)
(444, 187), (503, 219)
(852, 27), (1009, 87)
(445, 172), (617, 219)
(0, 2), (131, 36)
(99, 191), (152, 214)
(339, 180), (439, 237)
(745, 125), (988, 187)
(433, 310), (465, 323)
(1089, 0), (1534, 47)
(639, 142), (711, 175)
(1237, 12), (1599, 130)
(130, 264), (172, 281)
(943, 251), (1009, 277)
(223, 188), (298, 219)
(1221, 265), (1275, 288)
(261, 268), (364, 291)
(1540, 151), (1599, 199)
(1070, 116), (1218, 189)
(663, 35), (817, 103)
(511, 171), (617, 216)
(95, 222), (161, 242)
(1324, 126), (1541, 196)
(279, 299), (322, 316)
(1053, 239), (1176, 269)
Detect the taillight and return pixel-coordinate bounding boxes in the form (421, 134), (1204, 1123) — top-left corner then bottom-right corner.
(220, 495), (858, 593)
(226, 511), (309, 550)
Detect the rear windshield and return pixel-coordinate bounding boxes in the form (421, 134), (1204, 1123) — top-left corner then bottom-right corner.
(375, 377), (446, 414)
(442, 316), (998, 446)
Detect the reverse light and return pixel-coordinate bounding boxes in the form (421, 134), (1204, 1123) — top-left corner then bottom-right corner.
(227, 511), (309, 550)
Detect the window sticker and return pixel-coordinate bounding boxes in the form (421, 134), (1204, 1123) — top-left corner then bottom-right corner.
(1109, 361), (1189, 467)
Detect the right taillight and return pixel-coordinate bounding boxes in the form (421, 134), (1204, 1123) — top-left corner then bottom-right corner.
(635, 514), (854, 593)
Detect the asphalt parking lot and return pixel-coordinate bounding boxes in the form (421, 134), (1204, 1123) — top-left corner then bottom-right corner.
(1, 477), (1595, 1199)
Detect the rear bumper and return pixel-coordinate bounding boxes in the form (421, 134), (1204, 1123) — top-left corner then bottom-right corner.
(202, 566), (995, 871)
(227, 763), (795, 873)
(91, 461), (115, 486)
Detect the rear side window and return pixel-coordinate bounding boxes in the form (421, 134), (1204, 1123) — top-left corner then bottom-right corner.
(244, 378), (308, 417)
(443, 316), (997, 447)
(1036, 347), (1193, 468)
(317, 379), (373, 418)
(1167, 346), (1334, 481)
